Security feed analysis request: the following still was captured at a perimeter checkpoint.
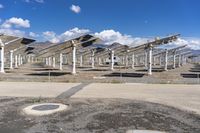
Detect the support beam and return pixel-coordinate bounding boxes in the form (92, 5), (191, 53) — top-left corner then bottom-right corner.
(145, 50), (148, 69)
(45, 58), (48, 66)
(15, 55), (18, 68)
(80, 55), (83, 67)
(131, 53), (135, 69)
(164, 49), (168, 71)
(9, 50), (13, 69)
(178, 54), (181, 67)
(125, 54), (128, 67)
(122, 56), (125, 65)
(0, 39), (5, 73)
(181, 55), (184, 66)
(110, 50), (114, 70)
(18, 54), (21, 66)
(98, 58), (102, 65)
(48, 57), (51, 66)
(72, 42), (76, 75)
(52, 57), (56, 68)
(60, 53), (63, 70)
(20, 56), (23, 65)
(91, 50), (95, 69)
(147, 45), (153, 75)
(172, 52), (176, 69)
(183, 56), (187, 65)
(159, 56), (162, 66)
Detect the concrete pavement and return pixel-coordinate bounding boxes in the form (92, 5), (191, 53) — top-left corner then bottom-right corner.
(0, 82), (80, 98)
(72, 83), (200, 114)
(0, 82), (200, 114)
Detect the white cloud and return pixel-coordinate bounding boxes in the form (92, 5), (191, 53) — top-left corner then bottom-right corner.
(42, 31), (58, 43)
(94, 29), (200, 50)
(24, 0), (44, 3)
(70, 5), (81, 14)
(94, 29), (148, 46)
(43, 27), (90, 43)
(35, 0), (44, 3)
(0, 4), (3, 9)
(0, 28), (25, 37)
(1, 17), (30, 29)
(27, 26), (200, 50)
(29, 32), (39, 38)
(174, 38), (200, 50)
(0, 17), (31, 37)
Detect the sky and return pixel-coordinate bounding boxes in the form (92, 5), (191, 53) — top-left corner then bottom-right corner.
(0, 0), (200, 49)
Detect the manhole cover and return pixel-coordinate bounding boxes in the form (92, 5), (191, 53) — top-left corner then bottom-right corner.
(32, 105), (60, 111)
(126, 130), (166, 133)
(22, 103), (68, 116)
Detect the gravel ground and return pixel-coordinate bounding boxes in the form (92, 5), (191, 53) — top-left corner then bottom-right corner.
(0, 97), (200, 133)
(1, 63), (200, 84)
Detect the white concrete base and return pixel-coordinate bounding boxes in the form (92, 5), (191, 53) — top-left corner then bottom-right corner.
(22, 103), (68, 116)
(93, 76), (106, 79)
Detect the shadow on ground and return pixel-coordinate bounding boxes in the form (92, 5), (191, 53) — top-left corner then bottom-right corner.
(104, 72), (145, 78)
(25, 72), (71, 76)
(136, 68), (165, 72)
(82, 69), (110, 72)
(181, 73), (200, 78)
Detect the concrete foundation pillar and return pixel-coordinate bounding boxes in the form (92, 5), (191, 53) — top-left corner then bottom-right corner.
(173, 53), (176, 69)
(18, 54), (21, 66)
(153, 56), (156, 66)
(178, 55), (181, 67)
(110, 50), (114, 70)
(48, 57), (51, 66)
(125, 55), (128, 67)
(122, 56), (125, 65)
(15, 55), (18, 68)
(20, 56), (23, 65)
(164, 50), (168, 71)
(72, 42), (76, 75)
(147, 46), (153, 75)
(98, 58), (102, 65)
(80, 55), (83, 67)
(91, 50), (95, 69)
(9, 50), (13, 69)
(145, 51), (148, 69)
(0, 40), (5, 73)
(52, 57), (56, 68)
(45, 58), (48, 66)
(159, 56), (162, 66)
(131, 53), (135, 69)
(60, 53), (63, 70)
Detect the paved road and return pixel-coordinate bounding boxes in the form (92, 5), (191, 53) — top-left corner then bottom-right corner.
(72, 83), (200, 114)
(0, 82), (80, 98)
(0, 82), (200, 114)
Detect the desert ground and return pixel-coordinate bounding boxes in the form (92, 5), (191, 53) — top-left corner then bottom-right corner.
(0, 63), (200, 133)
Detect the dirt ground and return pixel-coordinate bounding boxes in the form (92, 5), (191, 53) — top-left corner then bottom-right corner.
(1, 62), (200, 84)
(0, 97), (200, 133)
(0, 63), (200, 133)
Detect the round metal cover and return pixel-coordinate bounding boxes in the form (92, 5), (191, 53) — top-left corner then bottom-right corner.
(22, 103), (68, 116)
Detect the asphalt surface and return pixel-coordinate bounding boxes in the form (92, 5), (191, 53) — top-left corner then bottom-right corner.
(0, 97), (200, 133)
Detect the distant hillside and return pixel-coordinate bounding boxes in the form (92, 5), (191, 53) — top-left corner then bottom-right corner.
(191, 50), (200, 55)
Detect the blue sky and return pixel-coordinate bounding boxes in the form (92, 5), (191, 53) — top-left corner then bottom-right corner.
(0, 0), (200, 49)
